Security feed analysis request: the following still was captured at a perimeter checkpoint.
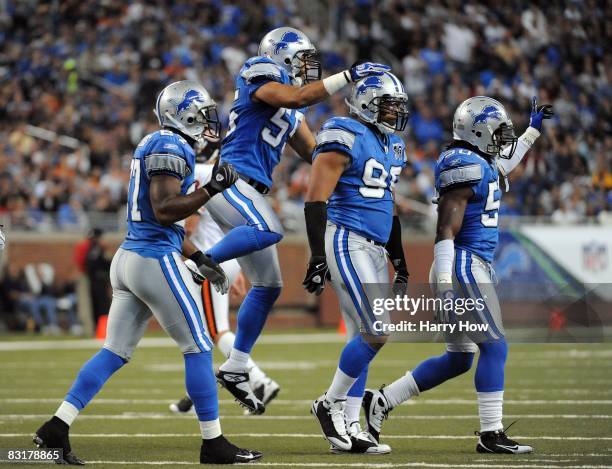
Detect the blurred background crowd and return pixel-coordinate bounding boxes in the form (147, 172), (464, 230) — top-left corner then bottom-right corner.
(0, 0), (610, 235)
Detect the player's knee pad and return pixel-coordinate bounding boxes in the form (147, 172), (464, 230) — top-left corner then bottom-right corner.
(252, 229), (283, 250)
(447, 351), (475, 375)
(478, 339), (508, 364)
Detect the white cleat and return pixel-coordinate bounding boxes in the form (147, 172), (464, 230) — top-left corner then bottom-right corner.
(330, 422), (392, 454)
(311, 394), (352, 451)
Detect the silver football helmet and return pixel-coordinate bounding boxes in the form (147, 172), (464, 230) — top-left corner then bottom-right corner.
(258, 27), (321, 85)
(346, 72), (409, 134)
(154, 80), (220, 143)
(452, 96), (517, 158)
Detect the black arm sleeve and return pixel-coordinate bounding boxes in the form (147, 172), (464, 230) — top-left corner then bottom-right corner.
(304, 201), (327, 258)
(386, 215), (408, 273)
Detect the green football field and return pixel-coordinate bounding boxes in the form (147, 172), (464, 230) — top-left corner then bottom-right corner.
(0, 332), (611, 468)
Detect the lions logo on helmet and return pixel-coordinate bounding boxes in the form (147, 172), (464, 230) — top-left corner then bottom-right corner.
(171, 90), (206, 116)
(271, 31), (304, 55)
(472, 105), (503, 125)
(356, 76), (384, 95)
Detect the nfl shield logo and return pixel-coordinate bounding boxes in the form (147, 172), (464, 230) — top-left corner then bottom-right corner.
(582, 242), (608, 272)
(392, 143), (404, 161)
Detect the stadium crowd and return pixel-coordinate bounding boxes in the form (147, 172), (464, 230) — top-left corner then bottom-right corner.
(0, 0), (610, 232)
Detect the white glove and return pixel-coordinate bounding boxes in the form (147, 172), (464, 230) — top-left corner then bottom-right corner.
(0, 226), (5, 252)
(434, 273), (454, 324)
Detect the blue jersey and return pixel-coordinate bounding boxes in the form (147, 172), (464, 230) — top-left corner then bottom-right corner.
(121, 130), (196, 258)
(434, 147), (501, 263)
(220, 56), (304, 189)
(313, 117), (407, 244)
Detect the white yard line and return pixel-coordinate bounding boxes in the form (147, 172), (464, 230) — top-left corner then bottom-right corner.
(76, 462), (612, 469)
(77, 462), (612, 469)
(1, 432), (610, 441)
(0, 333), (342, 351)
(1, 413), (611, 421)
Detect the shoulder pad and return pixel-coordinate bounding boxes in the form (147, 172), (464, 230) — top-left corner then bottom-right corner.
(437, 148), (486, 189)
(316, 118), (365, 150)
(240, 56), (284, 83)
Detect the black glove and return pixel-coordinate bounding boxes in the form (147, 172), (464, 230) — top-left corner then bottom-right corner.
(302, 256), (331, 296)
(392, 267), (409, 296)
(204, 160), (238, 197)
(188, 251), (229, 294)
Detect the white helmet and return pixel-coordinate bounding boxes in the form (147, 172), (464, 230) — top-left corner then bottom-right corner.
(346, 71), (409, 134)
(452, 96), (517, 158)
(154, 80), (220, 144)
(258, 27), (321, 85)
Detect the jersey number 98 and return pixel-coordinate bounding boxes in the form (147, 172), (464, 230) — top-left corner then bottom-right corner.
(360, 158), (402, 199)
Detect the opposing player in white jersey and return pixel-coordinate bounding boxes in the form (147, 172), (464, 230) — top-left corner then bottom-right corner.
(33, 81), (262, 464)
(170, 151), (280, 415)
(362, 96), (553, 454)
(303, 72), (410, 454)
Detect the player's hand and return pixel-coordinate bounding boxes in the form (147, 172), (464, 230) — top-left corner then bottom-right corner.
(302, 256), (331, 296)
(187, 253), (229, 294)
(529, 96), (554, 131)
(185, 259), (205, 285)
(204, 160), (238, 197)
(0, 225), (5, 252)
(349, 62), (391, 82)
(434, 273), (454, 324)
(392, 268), (409, 296)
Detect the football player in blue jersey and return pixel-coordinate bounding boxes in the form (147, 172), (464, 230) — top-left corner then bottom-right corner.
(303, 72), (410, 453)
(362, 96), (554, 454)
(202, 26), (391, 413)
(33, 80), (263, 464)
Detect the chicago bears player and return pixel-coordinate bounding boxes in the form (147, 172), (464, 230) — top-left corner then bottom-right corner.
(33, 80), (263, 464)
(303, 72), (410, 453)
(170, 151), (280, 416)
(202, 26), (391, 413)
(363, 96), (554, 454)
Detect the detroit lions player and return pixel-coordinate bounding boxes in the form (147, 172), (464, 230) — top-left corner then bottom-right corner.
(33, 80), (262, 464)
(362, 96), (553, 454)
(202, 26), (391, 413)
(303, 72), (410, 453)
(170, 152), (280, 416)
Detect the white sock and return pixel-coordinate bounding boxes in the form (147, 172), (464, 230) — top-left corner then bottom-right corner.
(384, 371), (420, 408)
(345, 396), (362, 426)
(326, 367), (357, 402)
(199, 418), (222, 440)
(219, 348), (250, 373)
(477, 391), (504, 432)
(216, 331), (235, 358)
(55, 401), (79, 426)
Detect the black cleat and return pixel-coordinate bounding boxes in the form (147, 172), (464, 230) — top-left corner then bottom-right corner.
(311, 394), (351, 451)
(476, 422), (534, 454)
(169, 396), (194, 414)
(362, 388), (391, 443)
(200, 435), (263, 464)
(33, 417), (85, 465)
(216, 369), (265, 414)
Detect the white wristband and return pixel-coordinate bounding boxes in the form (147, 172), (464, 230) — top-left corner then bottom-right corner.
(520, 126), (541, 147)
(322, 71), (350, 96)
(434, 239), (454, 280)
